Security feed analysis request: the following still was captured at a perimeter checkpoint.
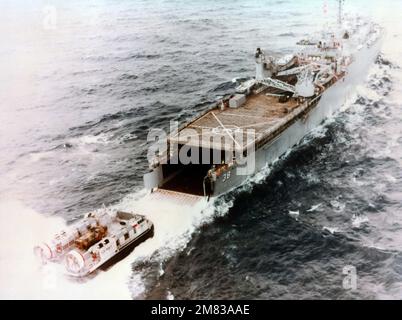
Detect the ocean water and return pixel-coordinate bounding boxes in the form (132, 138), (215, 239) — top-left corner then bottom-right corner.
(1, 0), (402, 299)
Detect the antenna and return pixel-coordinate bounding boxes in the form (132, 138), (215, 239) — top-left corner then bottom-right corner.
(338, 0), (344, 25)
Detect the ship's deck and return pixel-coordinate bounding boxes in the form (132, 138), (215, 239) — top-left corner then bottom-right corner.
(169, 91), (301, 152)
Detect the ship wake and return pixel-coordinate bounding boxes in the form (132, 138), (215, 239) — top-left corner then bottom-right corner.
(0, 192), (225, 299)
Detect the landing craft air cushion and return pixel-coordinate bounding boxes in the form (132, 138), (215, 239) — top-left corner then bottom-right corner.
(34, 209), (154, 276)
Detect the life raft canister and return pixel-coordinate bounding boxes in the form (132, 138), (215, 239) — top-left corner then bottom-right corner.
(56, 243), (63, 254)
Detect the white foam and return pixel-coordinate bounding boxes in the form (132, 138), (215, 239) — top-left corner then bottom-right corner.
(72, 133), (112, 146)
(112, 191), (220, 298)
(0, 199), (134, 299)
(307, 203), (323, 212)
(0, 189), (226, 299)
(322, 226), (339, 234)
(166, 290), (175, 300)
(288, 210), (300, 219)
(352, 214), (369, 228)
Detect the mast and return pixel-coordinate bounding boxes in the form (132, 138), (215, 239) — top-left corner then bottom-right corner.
(338, 0), (344, 25)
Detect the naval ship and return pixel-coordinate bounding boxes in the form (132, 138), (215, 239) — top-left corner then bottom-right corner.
(143, 3), (383, 201)
(34, 2), (383, 277)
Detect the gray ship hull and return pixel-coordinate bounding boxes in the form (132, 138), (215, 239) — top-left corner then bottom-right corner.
(212, 38), (382, 197)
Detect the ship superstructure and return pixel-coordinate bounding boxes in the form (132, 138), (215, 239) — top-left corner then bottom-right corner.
(143, 12), (382, 199)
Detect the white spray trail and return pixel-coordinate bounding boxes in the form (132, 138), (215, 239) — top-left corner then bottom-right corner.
(0, 199), (139, 299)
(0, 191), (224, 299)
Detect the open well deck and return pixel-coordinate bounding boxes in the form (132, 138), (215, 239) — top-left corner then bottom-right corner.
(169, 91), (302, 152)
